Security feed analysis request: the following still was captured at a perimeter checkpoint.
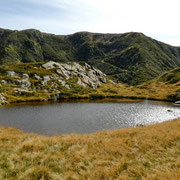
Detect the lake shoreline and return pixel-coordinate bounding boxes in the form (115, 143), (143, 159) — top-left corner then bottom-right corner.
(0, 93), (176, 107)
(0, 99), (179, 135)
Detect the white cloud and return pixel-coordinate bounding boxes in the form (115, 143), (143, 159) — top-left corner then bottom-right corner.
(1, 0), (180, 45)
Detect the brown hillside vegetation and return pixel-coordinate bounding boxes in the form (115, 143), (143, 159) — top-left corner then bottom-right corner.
(0, 118), (180, 179)
(97, 67), (180, 102)
(0, 63), (179, 105)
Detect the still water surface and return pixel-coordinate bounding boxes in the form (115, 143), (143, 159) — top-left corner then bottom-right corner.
(0, 99), (179, 135)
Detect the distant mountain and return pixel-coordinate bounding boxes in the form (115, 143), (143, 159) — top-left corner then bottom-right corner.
(0, 28), (180, 85)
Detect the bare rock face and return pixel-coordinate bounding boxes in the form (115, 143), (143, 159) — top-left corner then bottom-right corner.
(42, 61), (62, 69)
(77, 78), (87, 87)
(0, 61), (111, 105)
(42, 61), (107, 89)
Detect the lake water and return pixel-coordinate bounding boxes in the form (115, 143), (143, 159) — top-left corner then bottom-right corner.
(0, 99), (179, 135)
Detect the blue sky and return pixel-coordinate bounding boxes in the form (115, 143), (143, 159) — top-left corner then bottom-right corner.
(0, 0), (180, 46)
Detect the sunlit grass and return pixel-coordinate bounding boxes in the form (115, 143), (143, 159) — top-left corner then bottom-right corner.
(0, 118), (180, 179)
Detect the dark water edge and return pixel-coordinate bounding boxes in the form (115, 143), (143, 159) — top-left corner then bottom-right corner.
(3, 98), (144, 107)
(1, 97), (175, 108)
(1, 93), (176, 108)
(0, 99), (179, 136)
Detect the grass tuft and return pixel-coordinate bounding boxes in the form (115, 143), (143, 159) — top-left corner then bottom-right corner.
(0, 119), (180, 179)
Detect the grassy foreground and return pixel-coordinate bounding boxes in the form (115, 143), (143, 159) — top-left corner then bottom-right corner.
(0, 119), (180, 179)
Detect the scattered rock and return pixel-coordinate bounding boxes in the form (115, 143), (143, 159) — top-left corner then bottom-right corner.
(53, 90), (60, 93)
(14, 88), (33, 95)
(1, 80), (7, 85)
(77, 78), (87, 87)
(7, 71), (19, 77)
(65, 84), (70, 89)
(73, 62), (85, 72)
(87, 70), (98, 82)
(62, 64), (72, 71)
(62, 71), (71, 80)
(22, 73), (29, 79)
(109, 80), (116, 84)
(0, 93), (8, 105)
(56, 69), (63, 76)
(85, 63), (91, 70)
(42, 75), (51, 84)
(99, 77), (107, 83)
(89, 82), (97, 89)
(42, 61), (61, 69)
(80, 74), (90, 84)
(57, 69), (70, 80)
(44, 89), (49, 93)
(15, 79), (31, 89)
(58, 79), (66, 86)
(34, 74), (41, 80)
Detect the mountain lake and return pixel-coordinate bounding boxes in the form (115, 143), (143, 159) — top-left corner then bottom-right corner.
(0, 99), (179, 136)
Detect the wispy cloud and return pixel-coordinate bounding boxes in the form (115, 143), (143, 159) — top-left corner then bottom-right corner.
(0, 0), (180, 45)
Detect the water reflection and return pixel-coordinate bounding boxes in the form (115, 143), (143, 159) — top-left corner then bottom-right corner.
(0, 99), (179, 135)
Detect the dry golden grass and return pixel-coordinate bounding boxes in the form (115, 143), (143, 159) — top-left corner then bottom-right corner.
(95, 77), (180, 102)
(0, 119), (180, 179)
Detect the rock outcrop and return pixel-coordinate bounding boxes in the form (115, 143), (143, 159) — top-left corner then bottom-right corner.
(0, 61), (110, 105)
(0, 93), (8, 105)
(42, 61), (107, 89)
(4, 61), (107, 90)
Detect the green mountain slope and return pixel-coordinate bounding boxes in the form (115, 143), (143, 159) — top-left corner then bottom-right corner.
(0, 28), (180, 85)
(133, 67), (180, 101)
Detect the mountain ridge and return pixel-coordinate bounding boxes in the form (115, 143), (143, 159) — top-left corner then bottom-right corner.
(0, 28), (180, 85)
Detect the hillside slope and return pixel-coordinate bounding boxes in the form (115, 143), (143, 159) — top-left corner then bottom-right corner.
(0, 28), (180, 85)
(137, 67), (180, 101)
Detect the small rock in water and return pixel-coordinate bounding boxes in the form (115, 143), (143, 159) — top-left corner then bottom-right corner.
(174, 101), (180, 105)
